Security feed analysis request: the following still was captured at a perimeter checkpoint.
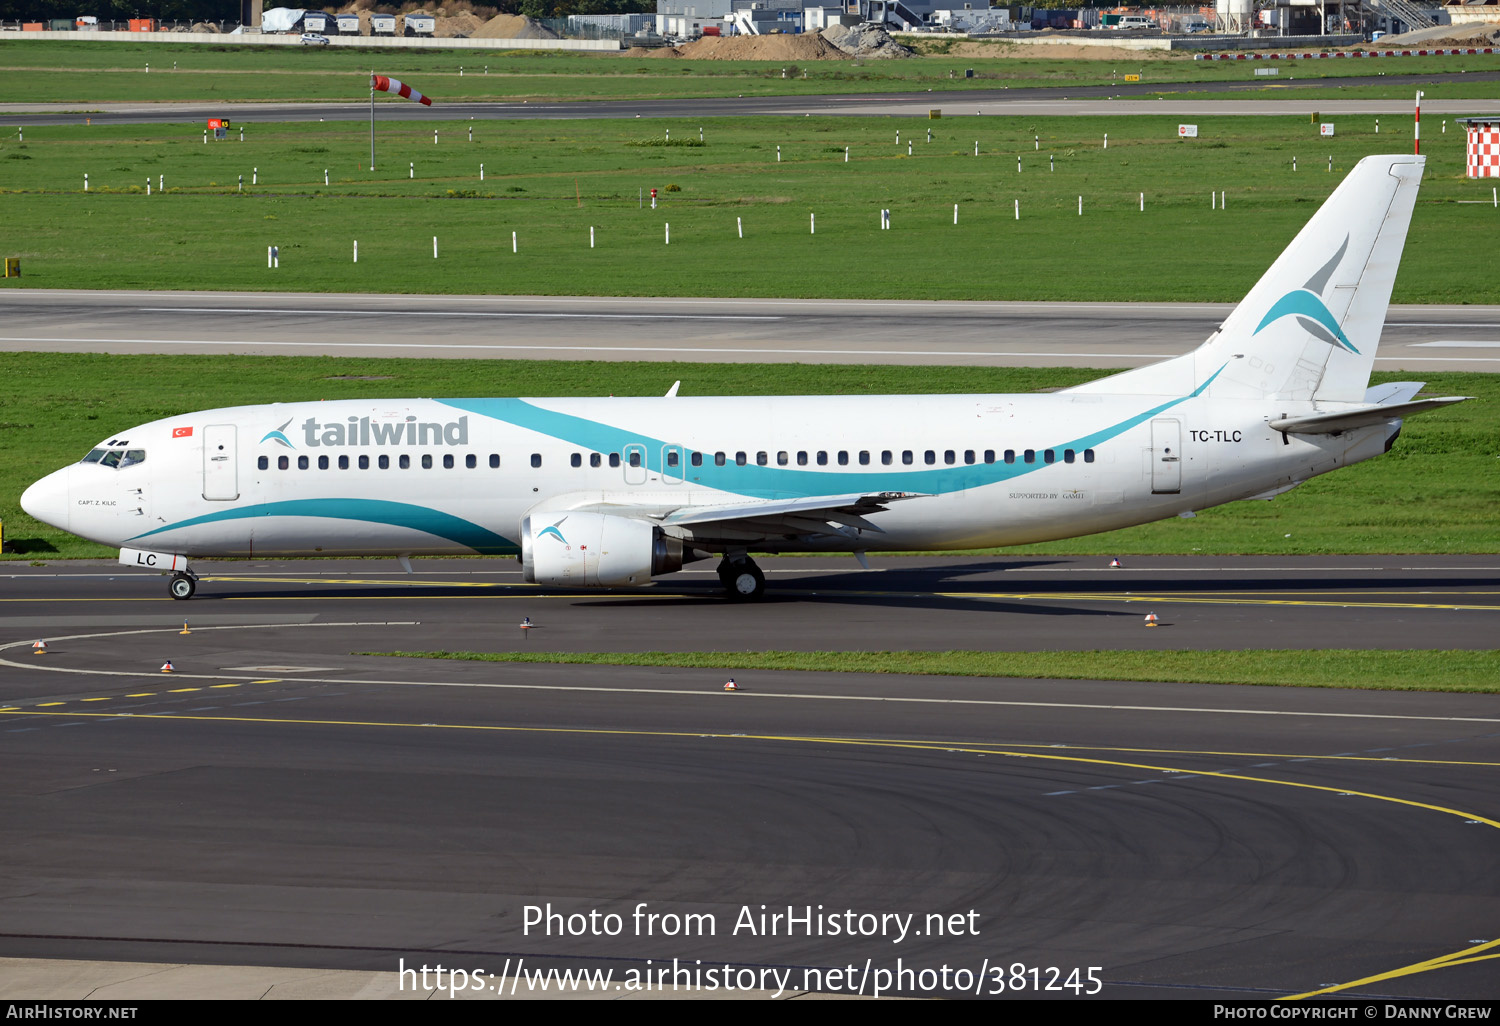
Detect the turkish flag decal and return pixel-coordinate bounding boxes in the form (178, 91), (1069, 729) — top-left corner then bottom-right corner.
(172, 426), (193, 438)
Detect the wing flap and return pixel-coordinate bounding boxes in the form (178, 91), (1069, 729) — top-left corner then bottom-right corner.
(1269, 396), (1470, 435)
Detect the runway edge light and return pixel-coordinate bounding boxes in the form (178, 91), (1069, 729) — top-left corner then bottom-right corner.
(1144, 612), (1159, 628)
(724, 678), (739, 692)
(161, 661), (174, 673)
(32, 640), (47, 655)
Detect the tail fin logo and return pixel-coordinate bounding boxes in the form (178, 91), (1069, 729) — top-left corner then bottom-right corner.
(538, 517), (568, 545)
(260, 418), (296, 449)
(1252, 235), (1359, 354)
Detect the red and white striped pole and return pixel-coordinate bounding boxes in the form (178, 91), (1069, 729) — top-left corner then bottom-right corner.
(1415, 90), (1423, 155)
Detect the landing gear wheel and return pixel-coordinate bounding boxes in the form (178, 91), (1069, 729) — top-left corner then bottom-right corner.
(169, 573), (197, 600)
(718, 558), (765, 601)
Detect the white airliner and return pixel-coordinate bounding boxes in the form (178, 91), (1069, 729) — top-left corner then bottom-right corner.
(21, 154), (1468, 601)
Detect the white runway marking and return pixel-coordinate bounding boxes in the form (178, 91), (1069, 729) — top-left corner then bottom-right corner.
(138, 307), (784, 322)
(1410, 341), (1500, 348)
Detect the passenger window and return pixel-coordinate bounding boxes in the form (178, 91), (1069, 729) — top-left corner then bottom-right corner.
(817, 451), (828, 466)
(1004, 449), (1016, 464)
(1064, 449), (1076, 464)
(590, 453), (602, 468)
(258, 456), (269, 470)
(797, 452), (809, 466)
(489, 454), (500, 469)
(924, 450), (936, 465)
(837, 451), (848, 466)
(964, 450), (975, 465)
(278, 455), (289, 470)
(359, 455), (370, 470)
(444, 454), (454, 469)
(422, 454), (433, 469)
(1024, 450), (1035, 464)
(944, 450), (956, 465)
(1084, 449), (1096, 463)
(609, 453), (621, 468)
(902, 451), (914, 465)
(735, 452), (747, 466)
(399, 454), (410, 469)
(378, 455), (390, 470)
(984, 450), (995, 464)
(1044, 449), (1055, 464)
(318, 455), (329, 470)
(715, 452), (726, 467)
(667, 451), (679, 468)
(757, 452), (768, 466)
(299, 456), (310, 470)
(628, 452), (641, 468)
(691, 452), (703, 467)
(339, 455), (350, 470)
(466, 454), (476, 469)
(570, 453), (582, 468)
(777, 451), (789, 466)
(532, 453), (543, 468)
(859, 451), (870, 466)
(881, 451), (892, 466)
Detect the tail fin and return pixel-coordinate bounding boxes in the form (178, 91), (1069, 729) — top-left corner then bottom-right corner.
(1073, 154), (1425, 401)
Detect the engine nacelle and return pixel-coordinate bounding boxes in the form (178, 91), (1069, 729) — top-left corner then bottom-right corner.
(521, 511), (688, 587)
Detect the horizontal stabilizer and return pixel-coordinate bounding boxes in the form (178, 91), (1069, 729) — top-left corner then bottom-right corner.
(1269, 396), (1470, 435)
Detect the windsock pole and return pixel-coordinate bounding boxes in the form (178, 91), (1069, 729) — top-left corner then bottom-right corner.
(370, 71), (376, 171)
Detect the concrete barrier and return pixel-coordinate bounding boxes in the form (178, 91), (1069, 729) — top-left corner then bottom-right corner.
(0, 29), (622, 51)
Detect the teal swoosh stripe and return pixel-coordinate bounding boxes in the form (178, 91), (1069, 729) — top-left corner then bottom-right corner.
(128, 498), (517, 554)
(438, 367), (1225, 499)
(1253, 290), (1358, 353)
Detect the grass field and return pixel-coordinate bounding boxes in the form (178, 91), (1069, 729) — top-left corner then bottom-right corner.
(2, 39), (1496, 102)
(2, 354), (1493, 560)
(370, 648), (1500, 693)
(2, 115), (1497, 301)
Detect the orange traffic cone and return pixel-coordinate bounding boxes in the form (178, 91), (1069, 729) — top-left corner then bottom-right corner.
(1144, 612), (1159, 628)
(160, 661), (175, 673)
(32, 640), (47, 655)
(723, 678), (739, 692)
(1109, 557), (1122, 569)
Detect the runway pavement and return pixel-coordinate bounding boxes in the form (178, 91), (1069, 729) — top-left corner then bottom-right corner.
(2, 556), (1497, 1000)
(4, 290), (1498, 370)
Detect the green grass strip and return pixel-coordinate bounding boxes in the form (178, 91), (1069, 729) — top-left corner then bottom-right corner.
(367, 649), (1500, 693)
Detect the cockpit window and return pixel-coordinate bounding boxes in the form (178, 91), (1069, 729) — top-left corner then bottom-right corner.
(85, 448), (146, 470)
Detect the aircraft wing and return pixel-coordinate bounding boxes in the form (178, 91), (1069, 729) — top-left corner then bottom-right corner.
(1269, 396), (1470, 435)
(556, 491), (927, 539)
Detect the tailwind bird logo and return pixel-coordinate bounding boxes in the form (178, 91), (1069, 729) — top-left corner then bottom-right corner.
(1252, 235), (1359, 354)
(260, 418), (296, 449)
(537, 518), (568, 545)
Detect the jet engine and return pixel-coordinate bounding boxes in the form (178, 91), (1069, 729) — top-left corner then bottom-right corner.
(520, 511), (695, 587)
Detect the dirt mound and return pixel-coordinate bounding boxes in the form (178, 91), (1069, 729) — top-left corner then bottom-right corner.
(472, 13), (558, 39)
(1395, 30), (1500, 47)
(190, 20), (221, 32)
(820, 24), (912, 58)
(437, 12), (485, 37)
(671, 32), (850, 60)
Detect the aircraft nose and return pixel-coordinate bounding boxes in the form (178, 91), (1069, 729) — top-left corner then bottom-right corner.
(20, 468), (71, 532)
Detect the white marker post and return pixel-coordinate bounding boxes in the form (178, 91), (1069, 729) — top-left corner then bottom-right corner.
(146, 178), (150, 195)
(1035, 134), (1039, 150)
(468, 126), (473, 142)
(513, 231), (517, 254)
(268, 246), (273, 268)
(434, 130), (438, 145)
(1017, 155), (1021, 173)
(1104, 133), (1108, 149)
(953, 204), (958, 225)
(777, 146), (781, 162)
(737, 217), (743, 239)
(409, 162), (414, 179)
(159, 174), (163, 191)
(1293, 156), (1297, 171)
(665, 223), (670, 245)
(844, 147), (849, 163)
(810, 213), (815, 234)
(1014, 199), (1019, 220)
(590, 226), (595, 249)
(239, 126), (243, 142)
(480, 164), (484, 181)
(907, 142), (912, 156)
(353, 241), (358, 263)
(325, 169), (329, 185)
(1140, 192), (1144, 212)
(238, 174), (242, 192)
(1078, 196), (1082, 216)
(203, 130), (207, 144)
(84, 173), (88, 192)
(974, 141), (978, 157)
(1050, 154), (1054, 172)
(253, 167), (258, 185)
(433, 236), (438, 258)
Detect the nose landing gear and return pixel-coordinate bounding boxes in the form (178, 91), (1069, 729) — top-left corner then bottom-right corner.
(169, 572), (198, 600)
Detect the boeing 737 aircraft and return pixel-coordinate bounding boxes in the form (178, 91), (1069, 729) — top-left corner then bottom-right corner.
(20, 154), (1469, 601)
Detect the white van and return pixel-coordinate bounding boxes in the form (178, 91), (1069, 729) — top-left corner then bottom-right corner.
(1116, 15), (1158, 30)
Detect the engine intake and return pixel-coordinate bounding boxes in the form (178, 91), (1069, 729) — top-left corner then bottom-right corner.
(521, 512), (692, 587)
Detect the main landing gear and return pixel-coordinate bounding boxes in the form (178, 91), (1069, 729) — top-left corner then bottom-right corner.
(168, 572), (198, 600)
(717, 556), (765, 601)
